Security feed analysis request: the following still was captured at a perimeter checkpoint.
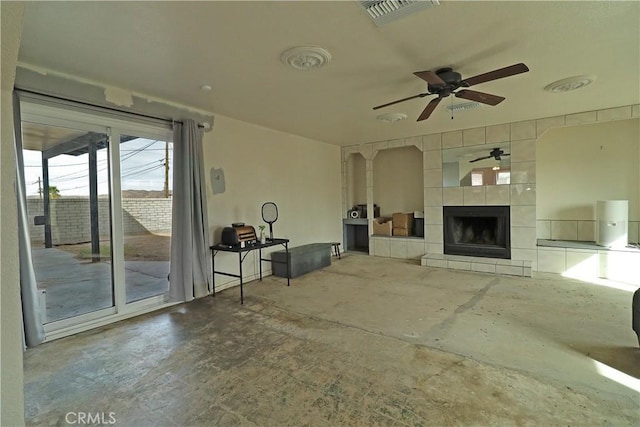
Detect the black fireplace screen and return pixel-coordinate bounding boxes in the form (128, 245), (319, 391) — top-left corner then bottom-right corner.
(443, 206), (510, 259)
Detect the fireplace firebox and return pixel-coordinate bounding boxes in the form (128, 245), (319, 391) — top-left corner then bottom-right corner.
(443, 206), (510, 259)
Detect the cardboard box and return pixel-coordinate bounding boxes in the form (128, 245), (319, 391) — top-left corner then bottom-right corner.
(372, 217), (393, 236)
(393, 227), (410, 236)
(392, 212), (414, 230)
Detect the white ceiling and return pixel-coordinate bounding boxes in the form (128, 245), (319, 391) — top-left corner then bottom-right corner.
(17, 1), (640, 146)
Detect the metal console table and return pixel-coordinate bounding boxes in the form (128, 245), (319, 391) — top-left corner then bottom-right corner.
(210, 238), (290, 304)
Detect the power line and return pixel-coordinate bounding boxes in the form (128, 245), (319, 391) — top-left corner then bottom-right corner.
(121, 163), (164, 179)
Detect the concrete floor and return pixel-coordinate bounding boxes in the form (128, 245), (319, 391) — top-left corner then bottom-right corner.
(24, 254), (639, 426)
(33, 248), (169, 323)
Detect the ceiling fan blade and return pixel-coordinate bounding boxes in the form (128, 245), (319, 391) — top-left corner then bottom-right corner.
(455, 89), (505, 106)
(413, 70), (445, 86)
(373, 93), (428, 110)
(417, 97), (442, 121)
(469, 155), (492, 163)
(462, 63), (529, 87)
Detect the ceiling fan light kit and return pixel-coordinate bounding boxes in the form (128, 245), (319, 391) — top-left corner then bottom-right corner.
(374, 63), (530, 122)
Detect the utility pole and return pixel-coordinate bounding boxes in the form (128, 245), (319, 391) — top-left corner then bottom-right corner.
(37, 176), (42, 199)
(164, 140), (169, 198)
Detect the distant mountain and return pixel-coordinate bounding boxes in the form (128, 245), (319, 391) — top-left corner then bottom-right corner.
(121, 190), (171, 198)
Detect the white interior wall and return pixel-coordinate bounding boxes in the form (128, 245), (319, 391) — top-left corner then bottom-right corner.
(1, 2), (26, 426)
(202, 115), (342, 289)
(373, 146), (424, 217)
(537, 118), (640, 221)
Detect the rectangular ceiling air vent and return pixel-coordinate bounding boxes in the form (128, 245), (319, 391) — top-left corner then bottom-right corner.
(360, 0), (440, 26)
(445, 101), (482, 113)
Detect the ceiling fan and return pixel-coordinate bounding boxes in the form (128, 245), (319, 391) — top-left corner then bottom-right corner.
(373, 63), (529, 121)
(469, 147), (510, 163)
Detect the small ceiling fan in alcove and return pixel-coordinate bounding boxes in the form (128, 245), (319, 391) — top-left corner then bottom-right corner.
(373, 63), (529, 121)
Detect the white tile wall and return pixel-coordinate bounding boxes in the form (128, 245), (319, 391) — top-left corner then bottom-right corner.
(577, 221), (595, 242)
(424, 207), (443, 224)
(597, 106), (632, 122)
(511, 226), (537, 249)
(463, 127), (486, 146)
(423, 134), (442, 151)
(425, 225), (443, 244)
(424, 188), (443, 207)
(599, 251), (640, 285)
(536, 116), (565, 137)
(551, 220), (578, 240)
(472, 262), (496, 273)
(442, 130), (463, 148)
(536, 220), (551, 239)
(628, 221), (639, 244)
(486, 123), (510, 143)
(510, 120), (536, 141)
(443, 187), (464, 206)
(423, 169), (443, 188)
(510, 139), (536, 162)
(405, 136), (423, 150)
(423, 244), (440, 256)
(374, 237), (391, 257)
(566, 111), (597, 125)
(388, 138), (405, 149)
(423, 151), (442, 169)
(485, 185), (510, 205)
(463, 186), (486, 205)
(389, 239), (408, 259)
(537, 247), (566, 273)
(565, 249), (598, 277)
(407, 240), (426, 259)
(511, 248), (537, 270)
(427, 258), (448, 268)
(359, 144), (374, 159)
(511, 205), (536, 227)
(511, 184), (536, 205)
(496, 265), (524, 276)
(448, 260), (471, 270)
(510, 161), (536, 184)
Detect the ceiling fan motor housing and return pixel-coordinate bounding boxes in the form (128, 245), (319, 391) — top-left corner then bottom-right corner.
(427, 68), (464, 96)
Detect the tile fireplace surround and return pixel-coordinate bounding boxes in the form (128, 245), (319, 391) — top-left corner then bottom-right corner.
(342, 104), (640, 283)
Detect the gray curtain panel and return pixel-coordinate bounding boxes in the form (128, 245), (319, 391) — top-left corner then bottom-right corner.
(168, 119), (211, 302)
(13, 91), (46, 347)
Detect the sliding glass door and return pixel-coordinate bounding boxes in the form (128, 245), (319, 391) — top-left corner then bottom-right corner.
(20, 101), (173, 333)
(22, 121), (114, 324)
(119, 134), (172, 303)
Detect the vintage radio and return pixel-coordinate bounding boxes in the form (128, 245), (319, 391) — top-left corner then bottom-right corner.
(221, 225), (257, 246)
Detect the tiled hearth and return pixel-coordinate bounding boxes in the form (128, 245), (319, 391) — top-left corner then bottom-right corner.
(341, 103), (640, 283)
(421, 253), (532, 277)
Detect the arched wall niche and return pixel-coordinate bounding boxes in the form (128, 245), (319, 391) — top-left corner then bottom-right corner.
(372, 145), (424, 217)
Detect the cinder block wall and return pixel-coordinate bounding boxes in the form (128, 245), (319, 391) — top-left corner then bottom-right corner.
(27, 197), (172, 245)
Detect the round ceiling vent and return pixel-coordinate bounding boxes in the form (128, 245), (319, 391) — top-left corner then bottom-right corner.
(544, 75), (596, 93)
(281, 46), (331, 71)
(376, 113), (408, 123)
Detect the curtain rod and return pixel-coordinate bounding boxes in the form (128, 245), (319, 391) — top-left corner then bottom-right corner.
(14, 87), (206, 128)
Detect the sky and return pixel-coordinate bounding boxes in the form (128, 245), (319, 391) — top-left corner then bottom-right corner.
(23, 137), (173, 197)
